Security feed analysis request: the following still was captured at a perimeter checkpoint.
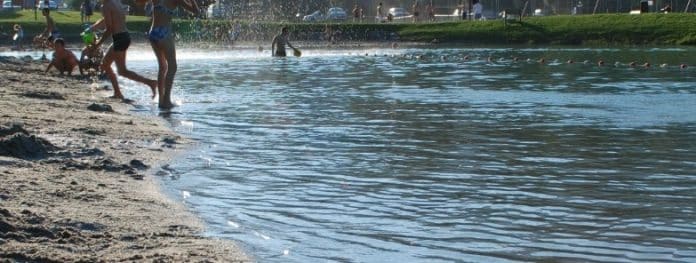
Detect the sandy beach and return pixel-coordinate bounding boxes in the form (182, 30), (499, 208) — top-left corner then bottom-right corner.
(0, 56), (250, 262)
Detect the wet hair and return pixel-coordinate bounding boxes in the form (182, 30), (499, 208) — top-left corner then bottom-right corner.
(42, 8), (50, 14)
(53, 38), (65, 46)
(281, 27), (288, 33)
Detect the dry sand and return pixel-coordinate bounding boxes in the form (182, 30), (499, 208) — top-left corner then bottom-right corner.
(0, 56), (250, 262)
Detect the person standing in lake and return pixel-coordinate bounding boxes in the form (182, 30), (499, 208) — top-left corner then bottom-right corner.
(147, 0), (200, 109)
(89, 0), (157, 99)
(271, 27), (298, 57)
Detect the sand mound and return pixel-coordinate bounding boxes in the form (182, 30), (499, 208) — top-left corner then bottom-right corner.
(0, 124), (55, 159)
(21, 91), (65, 100)
(87, 103), (114, 112)
(0, 123), (27, 137)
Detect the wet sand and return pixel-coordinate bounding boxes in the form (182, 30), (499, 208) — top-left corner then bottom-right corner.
(0, 57), (250, 262)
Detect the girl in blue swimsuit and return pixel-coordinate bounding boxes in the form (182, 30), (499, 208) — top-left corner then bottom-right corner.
(148, 0), (200, 109)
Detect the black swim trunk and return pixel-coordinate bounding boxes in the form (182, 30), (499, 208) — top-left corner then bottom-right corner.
(112, 32), (131, 52)
(274, 50), (286, 57)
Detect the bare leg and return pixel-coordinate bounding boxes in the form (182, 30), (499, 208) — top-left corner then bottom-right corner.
(150, 40), (167, 102)
(113, 49), (158, 98)
(160, 39), (177, 109)
(100, 46), (123, 99)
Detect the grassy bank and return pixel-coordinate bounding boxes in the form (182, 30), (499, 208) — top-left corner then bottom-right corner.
(171, 13), (696, 45)
(397, 13), (696, 45)
(3, 9), (696, 46)
(0, 10), (148, 44)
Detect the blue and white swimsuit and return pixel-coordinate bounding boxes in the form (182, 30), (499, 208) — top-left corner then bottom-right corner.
(147, 3), (176, 42)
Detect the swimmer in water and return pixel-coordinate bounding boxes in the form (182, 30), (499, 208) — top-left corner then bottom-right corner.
(271, 27), (298, 57)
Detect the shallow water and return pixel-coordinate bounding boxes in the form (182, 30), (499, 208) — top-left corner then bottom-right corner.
(11, 46), (696, 262)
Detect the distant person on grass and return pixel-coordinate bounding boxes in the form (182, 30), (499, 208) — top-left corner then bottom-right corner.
(45, 38), (79, 75)
(427, 2), (435, 21)
(147, 0), (200, 109)
(376, 2), (384, 22)
(473, 0), (483, 20)
(412, 1), (420, 22)
(272, 27), (298, 57)
(89, 0), (157, 99)
(81, 0), (93, 23)
(229, 20), (242, 42)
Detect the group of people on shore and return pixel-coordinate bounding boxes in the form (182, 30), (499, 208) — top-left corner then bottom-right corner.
(30, 0), (300, 109)
(36, 0), (199, 109)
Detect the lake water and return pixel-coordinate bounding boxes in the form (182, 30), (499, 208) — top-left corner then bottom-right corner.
(9, 46), (696, 262)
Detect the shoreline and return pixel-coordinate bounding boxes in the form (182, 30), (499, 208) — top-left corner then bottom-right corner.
(0, 56), (250, 262)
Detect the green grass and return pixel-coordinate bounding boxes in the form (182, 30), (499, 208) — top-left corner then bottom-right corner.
(0, 10), (149, 43)
(396, 13), (696, 45)
(4, 10), (696, 46)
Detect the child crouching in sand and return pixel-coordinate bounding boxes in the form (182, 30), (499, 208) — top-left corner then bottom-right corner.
(45, 38), (79, 76)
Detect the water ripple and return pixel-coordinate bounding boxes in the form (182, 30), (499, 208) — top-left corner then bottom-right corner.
(116, 47), (696, 262)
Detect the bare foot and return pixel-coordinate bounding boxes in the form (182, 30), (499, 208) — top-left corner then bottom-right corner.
(148, 80), (158, 99)
(158, 101), (175, 109)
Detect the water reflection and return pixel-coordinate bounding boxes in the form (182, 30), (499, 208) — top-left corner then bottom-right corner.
(121, 47), (696, 262)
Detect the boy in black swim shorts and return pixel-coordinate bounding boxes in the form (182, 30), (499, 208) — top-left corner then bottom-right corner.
(112, 31), (131, 51)
(89, 0), (156, 99)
